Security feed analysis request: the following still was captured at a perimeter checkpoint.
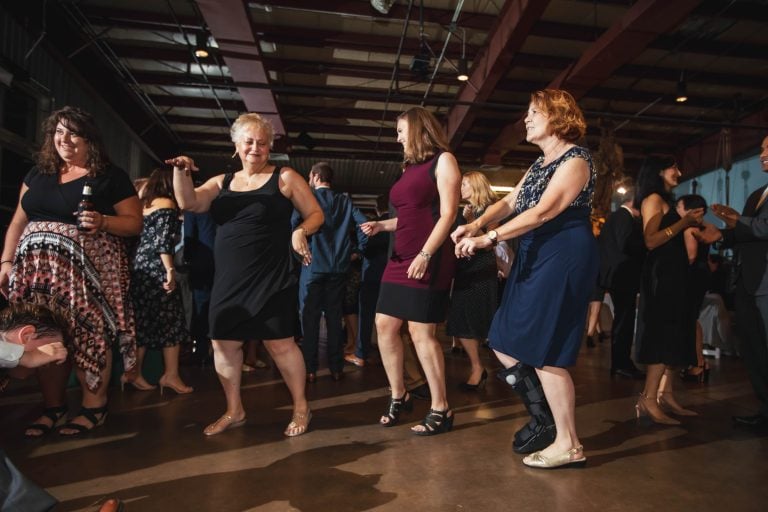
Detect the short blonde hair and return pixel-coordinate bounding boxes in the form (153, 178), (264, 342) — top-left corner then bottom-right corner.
(530, 89), (586, 143)
(462, 171), (496, 210)
(230, 113), (274, 146)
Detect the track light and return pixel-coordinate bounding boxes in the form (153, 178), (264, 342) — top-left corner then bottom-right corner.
(675, 70), (688, 103)
(194, 31), (210, 59)
(370, 0), (395, 14)
(410, 41), (431, 79)
(456, 27), (469, 81)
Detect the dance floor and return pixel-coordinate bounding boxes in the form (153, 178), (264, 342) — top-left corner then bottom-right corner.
(1, 337), (766, 511)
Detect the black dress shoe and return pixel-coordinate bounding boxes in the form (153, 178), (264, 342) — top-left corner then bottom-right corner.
(733, 414), (768, 427)
(408, 383), (431, 401)
(331, 371), (345, 382)
(610, 367), (645, 379)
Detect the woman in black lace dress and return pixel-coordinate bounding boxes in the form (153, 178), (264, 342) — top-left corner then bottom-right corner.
(129, 168), (192, 394)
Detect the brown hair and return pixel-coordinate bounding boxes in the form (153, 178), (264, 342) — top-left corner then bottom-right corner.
(462, 171), (496, 211)
(0, 303), (71, 345)
(36, 106), (111, 176)
(310, 162), (334, 185)
(530, 89), (586, 143)
(397, 106), (451, 166)
(141, 168), (176, 208)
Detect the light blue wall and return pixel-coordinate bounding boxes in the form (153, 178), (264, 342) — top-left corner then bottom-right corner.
(675, 152), (767, 222)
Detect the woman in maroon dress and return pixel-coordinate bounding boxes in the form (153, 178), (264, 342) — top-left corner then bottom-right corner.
(361, 106), (460, 436)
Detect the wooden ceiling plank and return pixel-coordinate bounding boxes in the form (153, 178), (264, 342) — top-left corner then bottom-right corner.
(483, 0), (703, 165)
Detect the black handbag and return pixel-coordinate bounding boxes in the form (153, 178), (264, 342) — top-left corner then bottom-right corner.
(0, 450), (57, 512)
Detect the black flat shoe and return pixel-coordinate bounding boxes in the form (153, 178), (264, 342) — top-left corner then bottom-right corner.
(733, 414), (768, 427)
(610, 367), (645, 379)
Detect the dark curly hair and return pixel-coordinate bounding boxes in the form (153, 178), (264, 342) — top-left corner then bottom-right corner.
(36, 106), (111, 176)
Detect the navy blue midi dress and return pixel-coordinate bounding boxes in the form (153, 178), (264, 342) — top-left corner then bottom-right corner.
(488, 146), (598, 368)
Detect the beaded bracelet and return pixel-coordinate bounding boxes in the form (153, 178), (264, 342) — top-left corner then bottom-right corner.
(418, 250), (431, 261)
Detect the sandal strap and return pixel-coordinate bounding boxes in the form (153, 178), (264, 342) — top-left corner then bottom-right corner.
(77, 406), (108, 427)
(421, 408), (450, 431)
(40, 406), (68, 423)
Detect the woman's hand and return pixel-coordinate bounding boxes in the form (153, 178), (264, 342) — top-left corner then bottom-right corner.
(450, 221), (481, 244)
(0, 263), (12, 299)
(681, 207), (705, 228)
(76, 209), (107, 235)
(455, 235), (492, 258)
(292, 228), (311, 266)
(163, 268), (176, 293)
(406, 251), (430, 280)
(360, 221), (381, 236)
(164, 156), (199, 174)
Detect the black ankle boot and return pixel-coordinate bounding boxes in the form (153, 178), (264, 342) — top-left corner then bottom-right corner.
(496, 363), (557, 454)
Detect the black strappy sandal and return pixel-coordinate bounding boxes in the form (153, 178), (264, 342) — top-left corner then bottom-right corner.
(379, 393), (413, 427)
(25, 406), (68, 438)
(58, 406), (108, 436)
(412, 408), (454, 436)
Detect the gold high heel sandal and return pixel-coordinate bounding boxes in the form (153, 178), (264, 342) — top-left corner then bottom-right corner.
(522, 444), (587, 469)
(635, 393), (680, 425)
(284, 409), (312, 437)
(204, 414), (247, 436)
(657, 391), (698, 416)
(120, 374), (156, 392)
(158, 376), (193, 395)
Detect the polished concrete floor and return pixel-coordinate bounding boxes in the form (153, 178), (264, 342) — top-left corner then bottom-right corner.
(1, 338), (767, 512)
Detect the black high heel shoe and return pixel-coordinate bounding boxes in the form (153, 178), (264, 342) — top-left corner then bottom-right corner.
(379, 392), (413, 427)
(680, 365), (710, 383)
(412, 408), (454, 436)
(458, 369), (488, 392)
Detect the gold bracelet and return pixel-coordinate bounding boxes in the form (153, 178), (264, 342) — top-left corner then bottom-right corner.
(664, 227), (673, 238)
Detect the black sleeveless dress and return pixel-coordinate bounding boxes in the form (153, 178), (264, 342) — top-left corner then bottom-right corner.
(208, 169), (298, 340)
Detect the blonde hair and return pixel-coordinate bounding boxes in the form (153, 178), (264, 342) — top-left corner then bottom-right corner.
(230, 113), (274, 146)
(530, 89), (586, 143)
(462, 171), (496, 211)
(397, 106), (451, 166)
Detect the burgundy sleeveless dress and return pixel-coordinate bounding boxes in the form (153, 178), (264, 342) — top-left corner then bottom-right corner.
(376, 153), (456, 323)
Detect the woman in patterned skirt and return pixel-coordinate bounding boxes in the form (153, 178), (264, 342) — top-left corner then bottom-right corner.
(0, 106), (141, 437)
(128, 167), (192, 394)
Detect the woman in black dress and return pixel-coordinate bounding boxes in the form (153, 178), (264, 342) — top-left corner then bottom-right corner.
(129, 168), (192, 395)
(447, 171), (498, 390)
(168, 113), (323, 437)
(634, 156), (705, 425)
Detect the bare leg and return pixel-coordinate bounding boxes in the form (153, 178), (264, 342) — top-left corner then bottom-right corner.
(203, 339), (246, 435)
(125, 346), (155, 390)
(534, 366), (582, 459)
(658, 368), (697, 415)
(344, 313), (358, 353)
(458, 337), (484, 384)
(376, 313), (406, 397)
(263, 337), (310, 436)
(409, 321), (449, 433)
(160, 344), (192, 393)
(58, 351), (113, 434)
(494, 350), (520, 369)
(638, 363), (679, 424)
(24, 361), (71, 437)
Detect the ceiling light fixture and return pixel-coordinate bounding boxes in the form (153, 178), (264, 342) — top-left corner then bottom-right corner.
(456, 27), (469, 82)
(675, 70), (688, 103)
(370, 0), (396, 15)
(194, 31), (210, 59)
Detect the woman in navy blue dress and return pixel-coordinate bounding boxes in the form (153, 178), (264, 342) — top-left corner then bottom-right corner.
(453, 89), (597, 468)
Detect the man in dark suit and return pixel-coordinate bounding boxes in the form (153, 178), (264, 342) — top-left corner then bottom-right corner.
(598, 190), (646, 379)
(713, 135), (768, 427)
(297, 162), (367, 382)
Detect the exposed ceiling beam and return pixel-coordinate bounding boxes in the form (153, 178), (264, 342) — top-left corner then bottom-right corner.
(197, 0), (284, 135)
(483, 0), (704, 165)
(446, 0), (550, 149)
